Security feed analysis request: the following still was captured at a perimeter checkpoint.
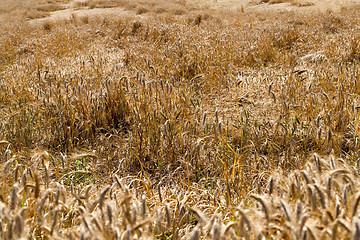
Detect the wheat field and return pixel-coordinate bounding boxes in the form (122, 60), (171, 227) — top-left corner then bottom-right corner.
(1, 0), (360, 239)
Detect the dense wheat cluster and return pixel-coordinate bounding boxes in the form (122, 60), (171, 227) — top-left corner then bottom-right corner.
(1, 0), (360, 239)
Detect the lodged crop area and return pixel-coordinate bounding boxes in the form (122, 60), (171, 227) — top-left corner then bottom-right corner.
(1, 0), (360, 239)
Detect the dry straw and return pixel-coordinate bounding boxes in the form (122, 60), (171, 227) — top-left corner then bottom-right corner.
(0, 0), (360, 239)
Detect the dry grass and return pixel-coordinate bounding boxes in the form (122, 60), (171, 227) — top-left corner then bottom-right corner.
(1, 151), (360, 239)
(257, 0), (314, 7)
(1, 0), (360, 239)
(0, 0), (71, 21)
